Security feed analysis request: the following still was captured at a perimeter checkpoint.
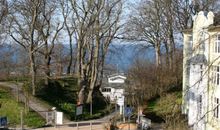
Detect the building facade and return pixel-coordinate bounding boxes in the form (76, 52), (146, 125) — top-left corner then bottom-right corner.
(182, 11), (220, 130)
(101, 73), (126, 115)
(101, 73), (126, 102)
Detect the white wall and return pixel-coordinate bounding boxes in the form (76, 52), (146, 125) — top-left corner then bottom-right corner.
(102, 87), (124, 102)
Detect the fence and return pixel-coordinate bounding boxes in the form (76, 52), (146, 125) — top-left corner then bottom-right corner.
(35, 121), (111, 130)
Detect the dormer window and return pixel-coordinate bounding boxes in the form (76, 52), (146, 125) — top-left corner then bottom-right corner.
(214, 34), (220, 53)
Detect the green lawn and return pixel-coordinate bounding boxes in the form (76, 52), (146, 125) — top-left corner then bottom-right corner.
(0, 87), (45, 128)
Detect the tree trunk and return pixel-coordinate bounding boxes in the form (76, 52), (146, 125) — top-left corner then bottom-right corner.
(78, 82), (86, 104)
(67, 37), (73, 75)
(155, 44), (161, 68)
(29, 51), (36, 96)
(44, 55), (51, 85)
(44, 42), (50, 85)
(169, 27), (175, 71)
(86, 18), (100, 103)
(164, 40), (170, 68)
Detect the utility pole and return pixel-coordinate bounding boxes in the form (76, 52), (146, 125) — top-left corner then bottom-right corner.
(128, 115), (130, 130)
(20, 110), (23, 130)
(90, 98), (93, 116)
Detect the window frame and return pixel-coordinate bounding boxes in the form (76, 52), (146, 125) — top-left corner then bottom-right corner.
(102, 88), (111, 92)
(211, 65), (220, 86)
(214, 97), (219, 119)
(214, 33), (220, 53)
(198, 95), (202, 116)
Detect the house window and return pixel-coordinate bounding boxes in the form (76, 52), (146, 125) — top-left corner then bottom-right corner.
(200, 65), (203, 81)
(211, 66), (220, 85)
(190, 91), (195, 101)
(102, 88), (111, 92)
(198, 95), (202, 115)
(214, 97), (219, 118)
(214, 34), (220, 53)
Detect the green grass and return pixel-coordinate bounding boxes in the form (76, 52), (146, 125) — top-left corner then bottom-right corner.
(0, 87), (45, 128)
(147, 99), (157, 111)
(143, 89), (185, 124)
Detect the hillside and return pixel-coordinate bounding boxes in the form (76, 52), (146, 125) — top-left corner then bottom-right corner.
(0, 86), (45, 128)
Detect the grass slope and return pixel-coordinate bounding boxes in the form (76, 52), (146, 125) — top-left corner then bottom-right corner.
(144, 87), (188, 130)
(0, 86), (45, 128)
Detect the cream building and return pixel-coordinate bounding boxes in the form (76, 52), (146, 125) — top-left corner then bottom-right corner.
(182, 11), (220, 130)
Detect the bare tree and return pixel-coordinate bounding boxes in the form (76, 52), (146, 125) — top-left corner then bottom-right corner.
(0, 0), (8, 44)
(0, 0), (8, 23)
(51, 43), (67, 77)
(9, 0), (45, 95)
(126, 0), (164, 68)
(69, 0), (123, 106)
(37, 0), (64, 85)
(60, 0), (75, 75)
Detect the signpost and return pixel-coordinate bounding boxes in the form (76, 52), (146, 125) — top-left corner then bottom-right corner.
(76, 105), (83, 116)
(124, 106), (132, 130)
(75, 104), (83, 121)
(124, 107), (132, 117)
(0, 117), (7, 128)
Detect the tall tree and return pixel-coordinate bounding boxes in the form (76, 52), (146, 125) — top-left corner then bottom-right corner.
(60, 0), (75, 75)
(0, 0), (8, 44)
(9, 0), (45, 95)
(37, 0), (64, 85)
(69, 0), (123, 105)
(127, 0), (164, 68)
(0, 0), (8, 23)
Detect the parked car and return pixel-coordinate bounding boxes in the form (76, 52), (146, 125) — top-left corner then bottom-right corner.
(136, 115), (151, 130)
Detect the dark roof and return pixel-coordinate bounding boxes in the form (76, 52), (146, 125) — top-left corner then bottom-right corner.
(190, 54), (207, 64)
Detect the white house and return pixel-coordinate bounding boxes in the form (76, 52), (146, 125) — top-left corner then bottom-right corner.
(101, 73), (126, 115)
(101, 73), (126, 102)
(182, 11), (220, 130)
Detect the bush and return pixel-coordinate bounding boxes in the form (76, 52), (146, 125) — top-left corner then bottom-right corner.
(24, 112), (45, 128)
(153, 92), (187, 129)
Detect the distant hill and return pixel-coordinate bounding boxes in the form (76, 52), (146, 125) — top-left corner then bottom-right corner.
(106, 43), (155, 71)
(0, 43), (155, 73)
